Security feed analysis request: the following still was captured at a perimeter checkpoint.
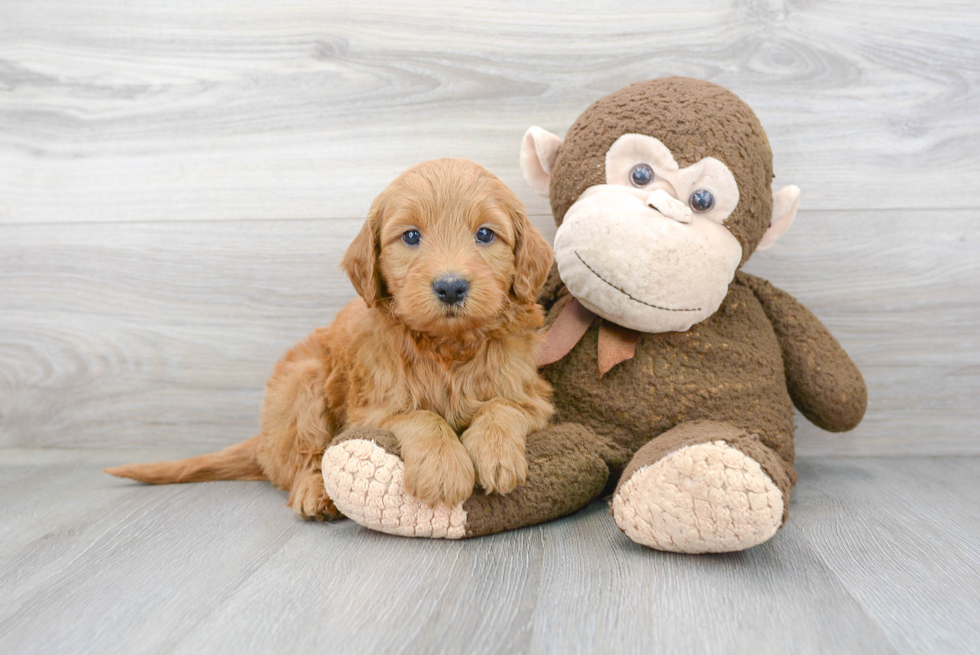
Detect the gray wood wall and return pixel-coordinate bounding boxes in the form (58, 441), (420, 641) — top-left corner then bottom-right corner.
(2, 0), (978, 455)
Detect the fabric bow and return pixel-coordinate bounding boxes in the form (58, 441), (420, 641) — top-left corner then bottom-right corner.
(537, 298), (640, 376)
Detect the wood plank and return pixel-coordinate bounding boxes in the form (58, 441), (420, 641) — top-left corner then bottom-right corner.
(4, 451), (978, 654)
(0, 448), (203, 556)
(171, 519), (543, 655)
(2, 208), (976, 454)
(0, 473), (307, 654)
(1, 0), (978, 225)
(0, 219), (358, 449)
(792, 457), (980, 654)
(0, 449), (543, 655)
(529, 503), (899, 654)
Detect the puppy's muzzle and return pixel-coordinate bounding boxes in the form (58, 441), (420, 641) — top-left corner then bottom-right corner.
(433, 276), (469, 305)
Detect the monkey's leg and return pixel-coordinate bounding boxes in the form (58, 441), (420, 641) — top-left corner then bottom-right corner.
(321, 424), (611, 539)
(611, 420), (796, 553)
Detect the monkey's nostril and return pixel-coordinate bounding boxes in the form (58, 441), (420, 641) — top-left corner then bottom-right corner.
(432, 276), (470, 305)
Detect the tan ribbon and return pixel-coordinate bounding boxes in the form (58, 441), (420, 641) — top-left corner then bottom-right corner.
(597, 321), (640, 377)
(539, 298), (641, 376)
(538, 298), (595, 367)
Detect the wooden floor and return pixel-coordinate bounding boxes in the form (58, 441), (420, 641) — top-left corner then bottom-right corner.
(3, 0), (980, 653)
(0, 449), (978, 654)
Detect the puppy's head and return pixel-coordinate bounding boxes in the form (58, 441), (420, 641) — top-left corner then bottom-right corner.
(342, 158), (553, 336)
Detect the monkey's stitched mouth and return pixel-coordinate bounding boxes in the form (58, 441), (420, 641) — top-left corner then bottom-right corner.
(574, 251), (701, 313)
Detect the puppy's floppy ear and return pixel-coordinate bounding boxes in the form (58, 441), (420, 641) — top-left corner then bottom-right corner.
(341, 197), (385, 307)
(509, 198), (554, 304)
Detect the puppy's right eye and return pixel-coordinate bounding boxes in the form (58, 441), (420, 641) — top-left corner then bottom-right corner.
(402, 230), (421, 246)
(475, 227), (495, 244)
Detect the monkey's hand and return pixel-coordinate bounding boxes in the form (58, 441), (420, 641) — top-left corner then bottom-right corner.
(739, 272), (867, 432)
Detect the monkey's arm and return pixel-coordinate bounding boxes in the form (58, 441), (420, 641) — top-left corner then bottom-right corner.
(739, 272), (867, 432)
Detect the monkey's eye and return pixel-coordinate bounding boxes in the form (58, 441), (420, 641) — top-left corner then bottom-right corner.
(630, 164), (654, 187)
(475, 227), (495, 244)
(689, 189), (715, 213)
(402, 230), (421, 246)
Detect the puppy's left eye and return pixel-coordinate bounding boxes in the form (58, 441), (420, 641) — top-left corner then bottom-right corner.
(402, 230), (421, 246)
(476, 227), (495, 244)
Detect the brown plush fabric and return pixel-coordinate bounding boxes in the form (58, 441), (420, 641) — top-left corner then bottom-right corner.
(549, 77), (774, 265)
(739, 273), (868, 432)
(543, 278), (797, 466)
(331, 426), (402, 457)
(463, 423), (610, 537)
(614, 420), (796, 525)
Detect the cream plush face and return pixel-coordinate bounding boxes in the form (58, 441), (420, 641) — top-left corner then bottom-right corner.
(552, 134), (743, 333)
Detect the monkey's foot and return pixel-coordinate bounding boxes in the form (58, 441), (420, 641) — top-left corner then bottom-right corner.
(322, 428), (466, 539)
(612, 422), (793, 553)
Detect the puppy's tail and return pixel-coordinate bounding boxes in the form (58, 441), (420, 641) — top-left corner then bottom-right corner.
(104, 436), (265, 484)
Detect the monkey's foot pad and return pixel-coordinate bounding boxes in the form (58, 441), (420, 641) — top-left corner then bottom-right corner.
(322, 438), (466, 539)
(612, 441), (783, 553)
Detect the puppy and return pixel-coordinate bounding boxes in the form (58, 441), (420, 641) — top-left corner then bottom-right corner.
(105, 158), (555, 519)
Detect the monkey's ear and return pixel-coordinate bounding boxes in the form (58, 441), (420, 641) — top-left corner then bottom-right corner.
(520, 127), (563, 197)
(756, 185), (801, 252)
(341, 200), (385, 306)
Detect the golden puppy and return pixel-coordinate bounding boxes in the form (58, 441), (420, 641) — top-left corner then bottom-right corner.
(105, 159), (555, 519)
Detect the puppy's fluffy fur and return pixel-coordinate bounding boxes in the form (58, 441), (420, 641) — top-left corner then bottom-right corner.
(105, 159), (555, 518)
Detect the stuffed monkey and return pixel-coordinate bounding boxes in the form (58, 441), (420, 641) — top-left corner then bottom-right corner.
(322, 77), (867, 553)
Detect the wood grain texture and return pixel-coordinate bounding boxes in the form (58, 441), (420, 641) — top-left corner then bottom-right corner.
(2, 208), (977, 454)
(0, 0), (978, 225)
(792, 457), (980, 653)
(0, 467), (308, 654)
(2, 2), (978, 654)
(1, 0), (977, 455)
(528, 504), (898, 655)
(1, 449), (978, 654)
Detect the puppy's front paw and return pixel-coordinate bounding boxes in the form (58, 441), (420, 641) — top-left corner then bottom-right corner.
(288, 470), (340, 521)
(461, 422), (528, 495)
(403, 440), (475, 507)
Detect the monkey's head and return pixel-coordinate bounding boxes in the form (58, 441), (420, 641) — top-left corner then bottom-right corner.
(521, 77), (800, 333)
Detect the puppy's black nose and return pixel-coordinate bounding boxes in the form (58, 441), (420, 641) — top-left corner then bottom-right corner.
(433, 276), (469, 305)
